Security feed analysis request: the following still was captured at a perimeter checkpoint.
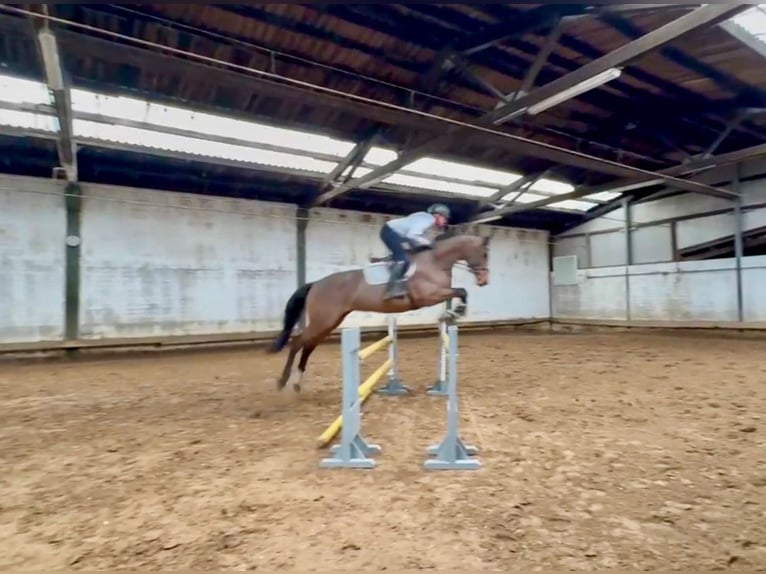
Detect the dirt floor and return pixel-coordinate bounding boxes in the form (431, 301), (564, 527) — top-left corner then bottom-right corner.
(1, 328), (765, 571)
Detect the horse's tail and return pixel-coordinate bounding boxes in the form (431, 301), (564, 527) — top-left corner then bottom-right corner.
(266, 282), (314, 353)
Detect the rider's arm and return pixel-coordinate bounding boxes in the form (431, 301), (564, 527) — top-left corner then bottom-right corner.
(403, 213), (436, 243)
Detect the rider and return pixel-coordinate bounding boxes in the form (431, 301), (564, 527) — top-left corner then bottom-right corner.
(379, 203), (451, 298)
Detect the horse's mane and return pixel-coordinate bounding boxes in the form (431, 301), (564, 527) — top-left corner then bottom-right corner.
(434, 226), (486, 243)
(434, 227), (465, 242)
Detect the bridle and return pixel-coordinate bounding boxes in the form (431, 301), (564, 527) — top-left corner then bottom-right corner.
(467, 263), (489, 279)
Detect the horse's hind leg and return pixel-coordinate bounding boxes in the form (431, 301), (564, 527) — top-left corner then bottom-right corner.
(292, 345), (316, 393)
(277, 335), (302, 391)
(290, 310), (350, 393)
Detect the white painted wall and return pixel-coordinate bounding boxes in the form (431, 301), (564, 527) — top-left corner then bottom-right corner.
(553, 267), (628, 321)
(551, 160), (766, 327)
(0, 176), (66, 344)
(0, 174), (552, 346)
(552, 256), (766, 323)
(453, 226), (550, 322)
(79, 183), (297, 339)
(555, 160), (766, 267)
(743, 256), (766, 322)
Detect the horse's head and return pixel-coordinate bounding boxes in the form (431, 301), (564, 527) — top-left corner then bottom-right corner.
(465, 235), (490, 286)
(435, 232), (490, 287)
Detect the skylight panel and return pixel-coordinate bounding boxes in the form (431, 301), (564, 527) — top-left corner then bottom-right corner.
(71, 89), (147, 122)
(0, 109), (58, 131)
(508, 192), (552, 204)
(405, 157), (523, 187)
(364, 146), (398, 165)
(340, 166), (374, 178)
(724, 5), (766, 59)
(547, 199), (597, 212)
(0, 75), (51, 105)
(729, 5), (766, 41)
(70, 88), (356, 158)
(73, 119), (339, 174)
(529, 178), (575, 195)
(382, 173), (499, 197)
(586, 191), (622, 202)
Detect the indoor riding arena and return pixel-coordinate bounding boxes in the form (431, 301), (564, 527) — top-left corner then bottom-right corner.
(2, 4), (766, 571)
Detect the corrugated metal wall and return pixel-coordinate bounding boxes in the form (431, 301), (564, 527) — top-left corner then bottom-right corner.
(551, 160), (766, 325)
(552, 257), (766, 323)
(0, 174), (551, 347)
(551, 162), (766, 324)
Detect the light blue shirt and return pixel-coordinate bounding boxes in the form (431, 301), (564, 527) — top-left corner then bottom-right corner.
(386, 211), (436, 240)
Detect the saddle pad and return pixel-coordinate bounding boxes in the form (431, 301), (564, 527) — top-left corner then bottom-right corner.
(361, 262), (417, 285)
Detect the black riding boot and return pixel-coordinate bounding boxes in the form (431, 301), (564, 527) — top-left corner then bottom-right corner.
(384, 261), (407, 299)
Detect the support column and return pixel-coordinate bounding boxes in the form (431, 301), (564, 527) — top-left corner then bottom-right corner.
(64, 181), (82, 342)
(623, 197), (632, 321)
(670, 221), (679, 261)
(296, 206), (309, 329)
(733, 165), (744, 323)
(623, 197), (633, 266)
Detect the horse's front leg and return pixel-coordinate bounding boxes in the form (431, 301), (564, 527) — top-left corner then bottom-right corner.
(450, 287), (468, 316)
(415, 285), (467, 322)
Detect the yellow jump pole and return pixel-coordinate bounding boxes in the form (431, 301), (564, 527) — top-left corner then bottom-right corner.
(317, 316), (409, 455)
(316, 357), (392, 448)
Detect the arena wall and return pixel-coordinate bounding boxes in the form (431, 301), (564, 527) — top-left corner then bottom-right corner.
(0, 177), (67, 344)
(551, 159), (766, 326)
(0, 174), (551, 348)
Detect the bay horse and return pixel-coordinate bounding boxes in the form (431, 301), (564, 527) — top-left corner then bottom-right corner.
(266, 232), (490, 392)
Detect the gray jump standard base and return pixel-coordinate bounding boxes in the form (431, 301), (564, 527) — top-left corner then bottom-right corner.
(424, 323), (482, 471)
(320, 328), (382, 469)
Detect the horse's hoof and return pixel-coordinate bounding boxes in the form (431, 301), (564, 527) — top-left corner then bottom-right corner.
(442, 309), (462, 321)
(293, 382), (301, 393)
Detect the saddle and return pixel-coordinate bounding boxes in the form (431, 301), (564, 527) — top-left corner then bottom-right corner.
(366, 242), (433, 298)
(368, 242), (433, 265)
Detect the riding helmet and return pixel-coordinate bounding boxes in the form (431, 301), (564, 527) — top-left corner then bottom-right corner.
(427, 203), (451, 220)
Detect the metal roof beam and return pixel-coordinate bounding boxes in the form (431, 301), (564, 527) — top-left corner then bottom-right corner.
(448, 55), (508, 102)
(603, 13), (766, 105)
(457, 4), (589, 56)
(485, 170), (551, 206)
(312, 5), (744, 206)
(0, 18), (643, 180)
(317, 3), (759, 155)
(318, 128), (379, 193)
(516, 19), (563, 98)
(720, 17), (766, 61)
(488, 4), (749, 126)
(469, 142), (766, 224)
(700, 113), (745, 159)
(32, 16), (76, 181)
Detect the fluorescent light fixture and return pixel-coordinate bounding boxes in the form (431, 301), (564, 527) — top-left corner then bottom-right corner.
(472, 213), (503, 225)
(37, 30), (65, 91)
(527, 67), (623, 115)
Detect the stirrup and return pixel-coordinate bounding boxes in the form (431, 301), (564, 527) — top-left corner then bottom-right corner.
(384, 264), (407, 299)
(384, 283), (407, 299)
